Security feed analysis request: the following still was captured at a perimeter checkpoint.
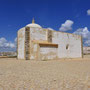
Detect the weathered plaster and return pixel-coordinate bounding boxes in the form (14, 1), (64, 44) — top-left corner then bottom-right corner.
(17, 26), (83, 60)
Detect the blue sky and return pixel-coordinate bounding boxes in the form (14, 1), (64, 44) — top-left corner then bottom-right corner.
(0, 0), (90, 51)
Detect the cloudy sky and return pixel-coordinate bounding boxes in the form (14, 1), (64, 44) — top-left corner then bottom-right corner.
(0, 0), (90, 52)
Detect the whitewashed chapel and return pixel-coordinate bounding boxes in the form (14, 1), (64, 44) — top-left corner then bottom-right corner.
(17, 19), (83, 60)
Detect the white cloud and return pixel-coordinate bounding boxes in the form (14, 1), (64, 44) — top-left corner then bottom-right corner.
(0, 37), (16, 52)
(85, 40), (90, 46)
(74, 27), (89, 39)
(15, 37), (17, 43)
(59, 20), (74, 31)
(0, 38), (7, 47)
(5, 43), (15, 48)
(73, 27), (90, 46)
(87, 9), (90, 15)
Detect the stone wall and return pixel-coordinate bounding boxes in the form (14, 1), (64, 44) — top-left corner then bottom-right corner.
(25, 27), (30, 60)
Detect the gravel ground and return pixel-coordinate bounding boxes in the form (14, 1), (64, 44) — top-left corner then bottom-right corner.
(0, 56), (90, 90)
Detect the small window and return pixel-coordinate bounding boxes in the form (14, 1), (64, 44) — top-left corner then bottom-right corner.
(66, 44), (69, 50)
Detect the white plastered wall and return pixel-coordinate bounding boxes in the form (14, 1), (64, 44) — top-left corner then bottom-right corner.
(40, 46), (58, 60)
(52, 31), (82, 58)
(17, 27), (82, 60)
(30, 27), (46, 41)
(30, 27), (47, 60)
(17, 27), (25, 59)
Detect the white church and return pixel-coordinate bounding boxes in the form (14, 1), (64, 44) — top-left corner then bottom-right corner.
(17, 19), (83, 60)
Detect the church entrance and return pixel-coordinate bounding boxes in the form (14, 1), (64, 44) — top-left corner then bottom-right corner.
(25, 27), (30, 60)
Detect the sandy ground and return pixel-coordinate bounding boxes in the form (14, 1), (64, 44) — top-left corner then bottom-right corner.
(0, 55), (90, 90)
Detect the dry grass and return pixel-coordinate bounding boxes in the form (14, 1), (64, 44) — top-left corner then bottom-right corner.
(0, 55), (90, 89)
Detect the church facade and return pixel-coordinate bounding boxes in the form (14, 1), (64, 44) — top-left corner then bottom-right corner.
(17, 19), (83, 60)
